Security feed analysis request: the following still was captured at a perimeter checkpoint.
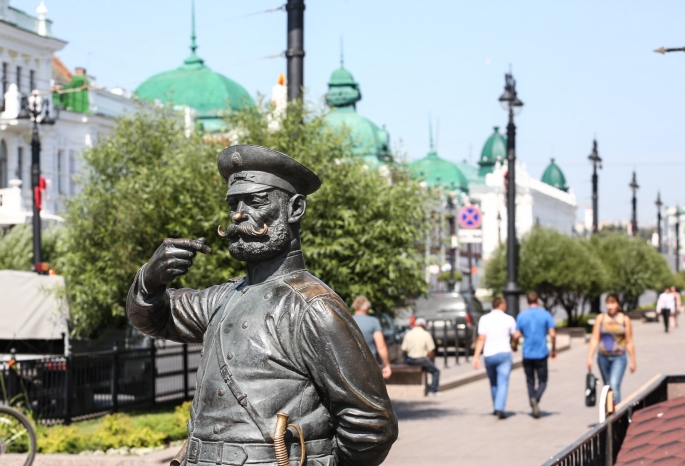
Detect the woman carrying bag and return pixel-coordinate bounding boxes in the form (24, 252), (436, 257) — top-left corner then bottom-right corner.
(587, 293), (637, 405)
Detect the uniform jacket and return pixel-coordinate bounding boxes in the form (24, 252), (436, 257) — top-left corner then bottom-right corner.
(126, 251), (398, 466)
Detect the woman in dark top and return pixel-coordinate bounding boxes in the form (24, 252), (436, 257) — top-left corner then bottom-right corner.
(587, 293), (637, 404)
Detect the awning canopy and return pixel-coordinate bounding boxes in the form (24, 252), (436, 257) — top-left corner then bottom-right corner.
(0, 270), (69, 340)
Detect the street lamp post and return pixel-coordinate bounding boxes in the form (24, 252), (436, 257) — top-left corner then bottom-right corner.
(588, 140), (602, 314)
(588, 140), (602, 233)
(499, 71), (524, 316)
(447, 191), (458, 291)
(656, 192), (663, 252)
(676, 209), (681, 273)
(17, 91), (56, 273)
(285, 0), (305, 101)
(630, 171), (639, 236)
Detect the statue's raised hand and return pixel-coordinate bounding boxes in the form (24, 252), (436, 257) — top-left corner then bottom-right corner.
(143, 238), (212, 291)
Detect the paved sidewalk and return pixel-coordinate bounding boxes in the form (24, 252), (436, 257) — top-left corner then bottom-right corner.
(383, 320), (685, 466)
(434, 334), (572, 392)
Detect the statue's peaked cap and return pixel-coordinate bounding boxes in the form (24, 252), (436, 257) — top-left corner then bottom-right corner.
(218, 144), (321, 196)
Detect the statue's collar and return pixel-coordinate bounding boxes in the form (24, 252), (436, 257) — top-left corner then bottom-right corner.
(245, 250), (306, 286)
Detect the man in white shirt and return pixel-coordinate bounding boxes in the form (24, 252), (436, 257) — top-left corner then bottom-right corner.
(402, 318), (440, 396)
(657, 288), (676, 333)
(473, 297), (517, 419)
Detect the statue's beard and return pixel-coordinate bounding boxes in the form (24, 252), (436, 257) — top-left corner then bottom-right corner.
(227, 215), (290, 262)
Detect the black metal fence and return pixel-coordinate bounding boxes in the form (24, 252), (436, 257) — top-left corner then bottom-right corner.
(1, 343), (201, 425)
(542, 375), (680, 466)
(425, 318), (472, 367)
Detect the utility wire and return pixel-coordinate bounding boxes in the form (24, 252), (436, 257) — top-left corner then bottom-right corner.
(241, 5), (285, 18)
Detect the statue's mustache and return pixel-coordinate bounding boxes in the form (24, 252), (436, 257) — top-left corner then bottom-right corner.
(218, 221), (269, 239)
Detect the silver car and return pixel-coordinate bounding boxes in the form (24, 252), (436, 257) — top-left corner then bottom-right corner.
(414, 292), (486, 350)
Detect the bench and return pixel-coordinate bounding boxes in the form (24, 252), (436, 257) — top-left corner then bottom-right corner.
(556, 327), (586, 338)
(385, 364), (428, 399)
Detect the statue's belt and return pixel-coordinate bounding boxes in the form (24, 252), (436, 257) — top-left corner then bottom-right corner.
(186, 437), (334, 465)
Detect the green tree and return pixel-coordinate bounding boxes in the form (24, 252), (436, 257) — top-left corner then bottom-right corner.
(59, 103), (427, 336)
(484, 227), (606, 326)
(226, 101), (428, 315)
(0, 224), (63, 271)
(590, 233), (673, 310)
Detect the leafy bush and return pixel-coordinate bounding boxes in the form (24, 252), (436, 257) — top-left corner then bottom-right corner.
(37, 403), (191, 454)
(38, 425), (95, 454)
(93, 414), (166, 450)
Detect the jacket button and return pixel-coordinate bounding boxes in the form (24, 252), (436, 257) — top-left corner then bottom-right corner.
(242, 321), (249, 329)
(218, 387), (225, 396)
(226, 352), (233, 360)
(213, 425), (221, 434)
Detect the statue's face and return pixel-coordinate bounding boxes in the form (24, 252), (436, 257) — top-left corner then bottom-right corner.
(224, 189), (291, 262)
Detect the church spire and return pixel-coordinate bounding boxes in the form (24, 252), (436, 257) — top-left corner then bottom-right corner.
(184, 0), (204, 66)
(191, 0), (197, 53)
(340, 36), (344, 68)
(427, 115), (437, 157)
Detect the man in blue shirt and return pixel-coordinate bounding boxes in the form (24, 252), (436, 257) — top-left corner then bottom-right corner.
(513, 291), (557, 419)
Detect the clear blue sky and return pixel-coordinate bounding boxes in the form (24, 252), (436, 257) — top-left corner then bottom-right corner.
(14, 0), (685, 225)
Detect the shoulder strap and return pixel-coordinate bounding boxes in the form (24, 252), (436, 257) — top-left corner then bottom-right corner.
(212, 291), (273, 442)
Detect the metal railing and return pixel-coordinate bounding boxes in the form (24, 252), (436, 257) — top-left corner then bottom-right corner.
(425, 318), (472, 367)
(542, 375), (681, 466)
(1, 343), (201, 425)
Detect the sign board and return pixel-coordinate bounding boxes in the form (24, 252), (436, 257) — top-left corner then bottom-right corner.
(459, 206), (482, 229)
(458, 206), (482, 243)
(458, 229), (482, 244)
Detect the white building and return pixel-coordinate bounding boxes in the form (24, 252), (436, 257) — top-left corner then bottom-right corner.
(0, 1), (136, 227)
(411, 127), (577, 289)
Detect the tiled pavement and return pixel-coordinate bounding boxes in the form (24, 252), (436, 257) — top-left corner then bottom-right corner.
(384, 320), (685, 466)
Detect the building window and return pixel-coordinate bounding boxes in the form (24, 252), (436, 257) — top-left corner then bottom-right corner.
(0, 140), (7, 188)
(57, 150), (64, 194)
(29, 70), (35, 92)
(16, 66), (21, 92)
(69, 150), (77, 195)
(16, 146), (23, 185)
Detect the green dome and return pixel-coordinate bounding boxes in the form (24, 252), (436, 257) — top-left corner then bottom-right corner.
(135, 16), (253, 132)
(325, 65), (361, 108)
(324, 107), (390, 167)
(328, 67), (357, 87)
(541, 158), (569, 192)
(323, 63), (390, 167)
(479, 126), (507, 176)
(410, 132), (469, 193)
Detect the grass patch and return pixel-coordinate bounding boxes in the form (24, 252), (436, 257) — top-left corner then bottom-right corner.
(37, 401), (190, 454)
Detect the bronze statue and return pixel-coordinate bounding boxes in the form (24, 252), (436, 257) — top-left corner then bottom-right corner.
(127, 145), (398, 466)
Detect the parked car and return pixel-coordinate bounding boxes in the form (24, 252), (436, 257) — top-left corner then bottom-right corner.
(414, 291), (486, 350)
(375, 312), (406, 363)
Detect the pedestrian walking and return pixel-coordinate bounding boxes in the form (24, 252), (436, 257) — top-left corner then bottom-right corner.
(402, 318), (441, 397)
(671, 286), (681, 328)
(587, 293), (636, 405)
(656, 288), (676, 333)
(473, 297), (516, 419)
(512, 291), (557, 419)
(352, 296), (392, 379)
